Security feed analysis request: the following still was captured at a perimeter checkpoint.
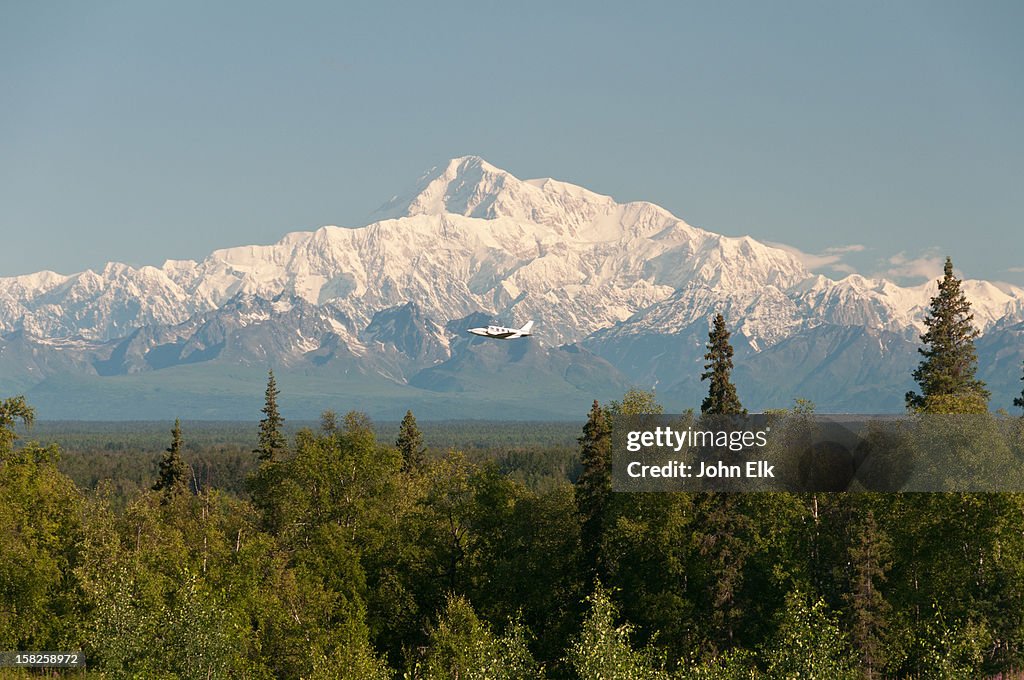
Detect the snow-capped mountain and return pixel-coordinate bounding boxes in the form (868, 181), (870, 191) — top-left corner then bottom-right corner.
(1, 156), (1022, 418)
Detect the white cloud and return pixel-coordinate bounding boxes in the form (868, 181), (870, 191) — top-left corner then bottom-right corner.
(881, 249), (947, 282)
(1007, 266), (1024, 274)
(764, 241), (865, 274)
(829, 263), (857, 274)
(823, 244), (867, 256)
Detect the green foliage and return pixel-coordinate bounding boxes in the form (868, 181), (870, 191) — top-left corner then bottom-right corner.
(414, 594), (542, 679)
(701, 313), (746, 416)
(576, 400), (612, 578)
(397, 409), (426, 472)
(906, 257), (990, 412)
(909, 607), (991, 680)
(566, 584), (669, 679)
(602, 490), (699, 651)
(310, 642), (392, 680)
(0, 395), (34, 452)
(676, 649), (759, 680)
(153, 418), (190, 495)
(464, 466), (583, 663)
(842, 505), (892, 677)
(319, 408), (339, 434)
(255, 369), (287, 461)
(11, 388), (1024, 678)
(693, 493), (756, 652)
(0, 441), (82, 650)
(83, 563), (260, 679)
(918, 391), (990, 414)
(764, 589), (857, 680)
(0, 398), (82, 649)
(419, 450), (476, 593)
(902, 412), (1024, 491)
(883, 492), (1024, 674)
(377, 450), (583, 668)
(609, 388), (664, 416)
(791, 398), (815, 415)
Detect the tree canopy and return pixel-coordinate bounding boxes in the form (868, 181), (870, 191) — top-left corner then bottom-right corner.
(701, 312), (746, 416)
(153, 418), (190, 495)
(906, 257), (989, 413)
(254, 369), (287, 461)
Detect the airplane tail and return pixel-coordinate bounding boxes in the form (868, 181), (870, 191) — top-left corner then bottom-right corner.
(519, 320), (534, 335)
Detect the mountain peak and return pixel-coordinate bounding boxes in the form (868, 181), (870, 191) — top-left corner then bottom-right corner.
(373, 156), (513, 220)
(372, 156), (624, 235)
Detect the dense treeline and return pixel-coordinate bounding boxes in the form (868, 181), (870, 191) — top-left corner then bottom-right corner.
(1, 396), (585, 678)
(32, 420), (579, 457)
(4, 390), (1024, 678)
(51, 430), (578, 504)
(2, 257), (1024, 678)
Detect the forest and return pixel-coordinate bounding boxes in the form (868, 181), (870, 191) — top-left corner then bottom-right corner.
(2, 259), (1024, 679)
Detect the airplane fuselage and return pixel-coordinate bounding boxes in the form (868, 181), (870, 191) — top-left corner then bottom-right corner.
(467, 321), (533, 340)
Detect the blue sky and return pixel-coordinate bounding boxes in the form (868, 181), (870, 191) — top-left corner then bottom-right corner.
(2, 1), (1022, 284)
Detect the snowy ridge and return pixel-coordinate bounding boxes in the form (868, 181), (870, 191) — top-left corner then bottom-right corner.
(1, 156), (1022, 351)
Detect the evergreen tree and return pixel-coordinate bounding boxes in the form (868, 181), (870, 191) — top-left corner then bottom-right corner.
(696, 315), (747, 651)
(154, 419), (189, 494)
(844, 506), (891, 679)
(396, 409), (426, 472)
(693, 493), (754, 651)
(254, 370), (286, 461)
(576, 400), (612, 577)
(1015, 361), (1024, 412)
(700, 313), (745, 416)
(905, 257), (990, 412)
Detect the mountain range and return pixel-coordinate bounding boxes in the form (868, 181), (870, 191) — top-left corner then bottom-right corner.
(2, 156), (1022, 419)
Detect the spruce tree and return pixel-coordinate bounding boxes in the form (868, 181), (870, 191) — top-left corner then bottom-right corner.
(1015, 361), (1024, 412)
(575, 400), (612, 577)
(701, 313), (746, 415)
(693, 492), (754, 649)
(844, 507), (891, 678)
(396, 409), (426, 472)
(905, 257), (990, 413)
(254, 370), (287, 462)
(154, 418), (189, 493)
(696, 316), (747, 650)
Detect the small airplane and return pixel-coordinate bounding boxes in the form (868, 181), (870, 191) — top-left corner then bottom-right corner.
(468, 320), (534, 340)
